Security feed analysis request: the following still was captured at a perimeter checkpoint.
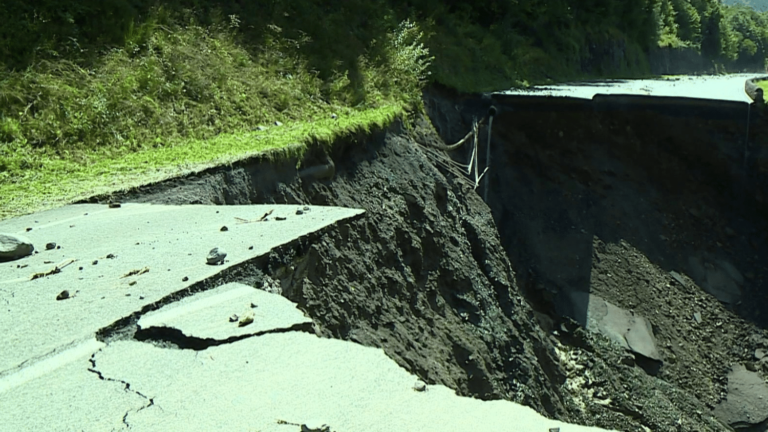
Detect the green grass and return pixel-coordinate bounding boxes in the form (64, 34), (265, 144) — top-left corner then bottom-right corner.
(757, 79), (768, 93)
(0, 105), (402, 220)
(0, 11), (428, 221)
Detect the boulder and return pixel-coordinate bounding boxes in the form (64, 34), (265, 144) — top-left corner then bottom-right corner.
(0, 233), (34, 261)
(713, 364), (768, 430)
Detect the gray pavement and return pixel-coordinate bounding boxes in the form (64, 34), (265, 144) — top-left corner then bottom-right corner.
(0, 204), (362, 376)
(498, 73), (765, 103)
(0, 203), (615, 432)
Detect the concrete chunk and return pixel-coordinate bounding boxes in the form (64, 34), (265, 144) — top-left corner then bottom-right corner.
(138, 283), (311, 340)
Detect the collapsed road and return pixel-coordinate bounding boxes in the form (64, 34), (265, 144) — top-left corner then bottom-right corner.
(2, 74), (768, 431)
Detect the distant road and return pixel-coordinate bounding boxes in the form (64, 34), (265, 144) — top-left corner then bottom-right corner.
(497, 73), (767, 104)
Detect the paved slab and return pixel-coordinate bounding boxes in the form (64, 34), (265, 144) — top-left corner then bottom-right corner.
(0, 339), (142, 432)
(1, 277), (615, 432)
(497, 73), (764, 103)
(138, 283), (312, 340)
(94, 333), (611, 432)
(558, 291), (662, 361)
(0, 204), (363, 375)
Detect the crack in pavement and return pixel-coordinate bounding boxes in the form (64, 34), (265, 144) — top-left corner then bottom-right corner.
(87, 349), (156, 428)
(134, 322), (314, 350)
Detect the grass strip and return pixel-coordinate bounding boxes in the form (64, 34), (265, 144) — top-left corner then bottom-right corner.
(0, 105), (402, 221)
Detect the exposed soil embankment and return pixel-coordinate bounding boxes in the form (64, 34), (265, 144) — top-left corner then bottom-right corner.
(98, 121), (577, 418)
(427, 87), (768, 431)
(92, 88), (768, 431)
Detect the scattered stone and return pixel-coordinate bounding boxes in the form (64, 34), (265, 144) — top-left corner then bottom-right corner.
(78, 267), (83, 271)
(128, 281), (137, 286)
(229, 314), (239, 323)
(92, 260), (98, 265)
(549, 428), (561, 432)
(303, 206), (310, 211)
(182, 276), (189, 282)
(108, 202), (122, 209)
(296, 209), (304, 215)
(301, 421), (330, 432)
(670, 271), (687, 287)
(206, 247), (227, 265)
(331, 113), (338, 120)
(45, 242), (56, 250)
(25, 228), (32, 232)
(56, 290), (70, 301)
(756, 349), (766, 360)
(745, 361), (758, 372)
(275, 216), (287, 221)
(220, 226), (228, 232)
(0, 233), (34, 261)
(413, 380), (427, 392)
(274, 121), (283, 127)
(248, 246), (254, 250)
(693, 312), (702, 323)
(106, 254), (116, 259)
(238, 310), (255, 327)
(44, 261), (54, 264)
(56, 245), (61, 250)
(255, 125), (267, 131)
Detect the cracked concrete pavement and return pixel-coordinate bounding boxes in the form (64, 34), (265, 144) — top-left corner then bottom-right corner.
(0, 203), (614, 431)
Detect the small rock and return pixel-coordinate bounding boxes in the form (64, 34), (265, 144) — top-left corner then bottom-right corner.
(56, 290), (70, 301)
(108, 202), (122, 209)
(296, 209), (304, 215)
(274, 121), (283, 127)
(248, 246), (254, 250)
(255, 125), (267, 131)
(238, 310), (255, 327)
(303, 206), (310, 211)
(182, 276), (189, 282)
(413, 380), (427, 392)
(693, 312), (703, 323)
(129, 281), (137, 286)
(301, 421), (330, 432)
(229, 314), (239, 323)
(275, 216), (287, 221)
(45, 242), (56, 250)
(56, 245), (61, 250)
(92, 260), (98, 265)
(106, 254), (116, 259)
(746, 361), (759, 372)
(331, 113), (338, 120)
(206, 247), (227, 265)
(0, 233), (34, 261)
(25, 228), (32, 232)
(756, 349), (766, 360)
(220, 226), (229, 232)
(78, 267), (83, 271)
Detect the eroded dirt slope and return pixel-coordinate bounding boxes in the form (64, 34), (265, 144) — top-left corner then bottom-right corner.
(426, 87), (768, 431)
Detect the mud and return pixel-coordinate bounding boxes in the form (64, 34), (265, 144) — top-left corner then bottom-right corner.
(89, 88), (768, 431)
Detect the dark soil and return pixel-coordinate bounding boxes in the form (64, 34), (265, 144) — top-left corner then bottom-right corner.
(91, 88), (768, 432)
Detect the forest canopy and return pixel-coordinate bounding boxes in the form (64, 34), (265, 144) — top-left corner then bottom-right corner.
(1, 0), (767, 90)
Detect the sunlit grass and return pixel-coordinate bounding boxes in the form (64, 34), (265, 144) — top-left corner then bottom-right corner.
(0, 105), (402, 221)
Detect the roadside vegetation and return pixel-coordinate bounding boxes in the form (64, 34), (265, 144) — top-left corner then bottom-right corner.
(1, 0), (768, 219)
